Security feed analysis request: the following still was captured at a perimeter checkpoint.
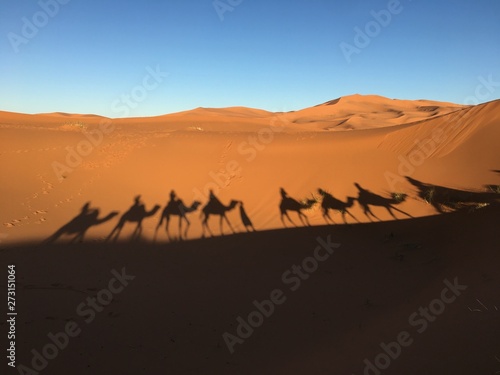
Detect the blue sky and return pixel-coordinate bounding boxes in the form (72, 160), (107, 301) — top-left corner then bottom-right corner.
(1, 0), (499, 117)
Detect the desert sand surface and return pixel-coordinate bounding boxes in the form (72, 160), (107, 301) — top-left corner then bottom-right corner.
(1, 94), (499, 374)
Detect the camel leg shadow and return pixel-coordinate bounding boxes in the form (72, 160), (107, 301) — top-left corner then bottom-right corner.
(387, 205), (413, 219)
(362, 206), (381, 222)
(280, 212), (297, 227)
(342, 209), (359, 224)
(201, 214), (214, 238)
(106, 223), (124, 242)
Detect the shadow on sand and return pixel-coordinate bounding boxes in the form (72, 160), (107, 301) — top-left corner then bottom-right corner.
(155, 190), (201, 242)
(7, 202), (500, 375)
(354, 183), (412, 221)
(406, 176), (500, 213)
(107, 195), (160, 242)
(317, 188), (358, 224)
(200, 190), (239, 237)
(43, 202), (118, 244)
(279, 187), (317, 227)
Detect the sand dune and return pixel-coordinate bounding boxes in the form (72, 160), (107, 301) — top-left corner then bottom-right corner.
(1, 94), (499, 374)
(283, 94), (465, 131)
(1, 95), (498, 245)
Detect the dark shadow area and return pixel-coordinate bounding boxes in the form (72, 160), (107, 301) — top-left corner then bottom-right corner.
(200, 190), (239, 237)
(43, 202), (118, 244)
(155, 190), (201, 242)
(279, 187), (317, 227)
(354, 183), (412, 221)
(3, 204), (500, 375)
(107, 195), (160, 242)
(317, 188), (358, 224)
(406, 176), (500, 213)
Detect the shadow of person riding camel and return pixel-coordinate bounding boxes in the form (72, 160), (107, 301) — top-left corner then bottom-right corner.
(354, 183), (412, 221)
(406, 176), (500, 213)
(279, 188), (317, 227)
(155, 190), (201, 241)
(200, 190), (239, 237)
(317, 188), (358, 224)
(107, 195), (160, 242)
(43, 202), (118, 244)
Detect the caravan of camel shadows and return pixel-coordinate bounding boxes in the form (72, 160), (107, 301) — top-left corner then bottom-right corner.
(44, 176), (500, 244)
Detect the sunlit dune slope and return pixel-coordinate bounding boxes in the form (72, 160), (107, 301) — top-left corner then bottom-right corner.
(0, 95), (498, 245)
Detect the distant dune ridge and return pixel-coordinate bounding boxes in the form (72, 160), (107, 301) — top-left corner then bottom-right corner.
(0, 94), (499, 244)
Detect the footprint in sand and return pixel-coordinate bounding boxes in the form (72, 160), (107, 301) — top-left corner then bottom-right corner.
(218, 141), (233, 165)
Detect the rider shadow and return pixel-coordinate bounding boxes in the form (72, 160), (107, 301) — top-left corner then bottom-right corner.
(200, 190), (239, 237)
(406, 176), (500, 213)
(354, 183), (412, 221)
(317, 188), (359, 224)
(155, 190), (201, 242)
(43, 202), (119, 244)
(107, 195), (160, 242)
(279, 187), (317, 227)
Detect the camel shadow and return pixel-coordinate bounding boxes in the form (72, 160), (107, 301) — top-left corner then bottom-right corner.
(200, 190), (239, 237)
(43, 202), (118, 244)
(317, 188), (358, 224)
(107, 195), (160, 242)
(354, 183), (412, 221)
(279, 188), (317, 227)
(155, 190), (201, 242)
(406, 176), (500, 213)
